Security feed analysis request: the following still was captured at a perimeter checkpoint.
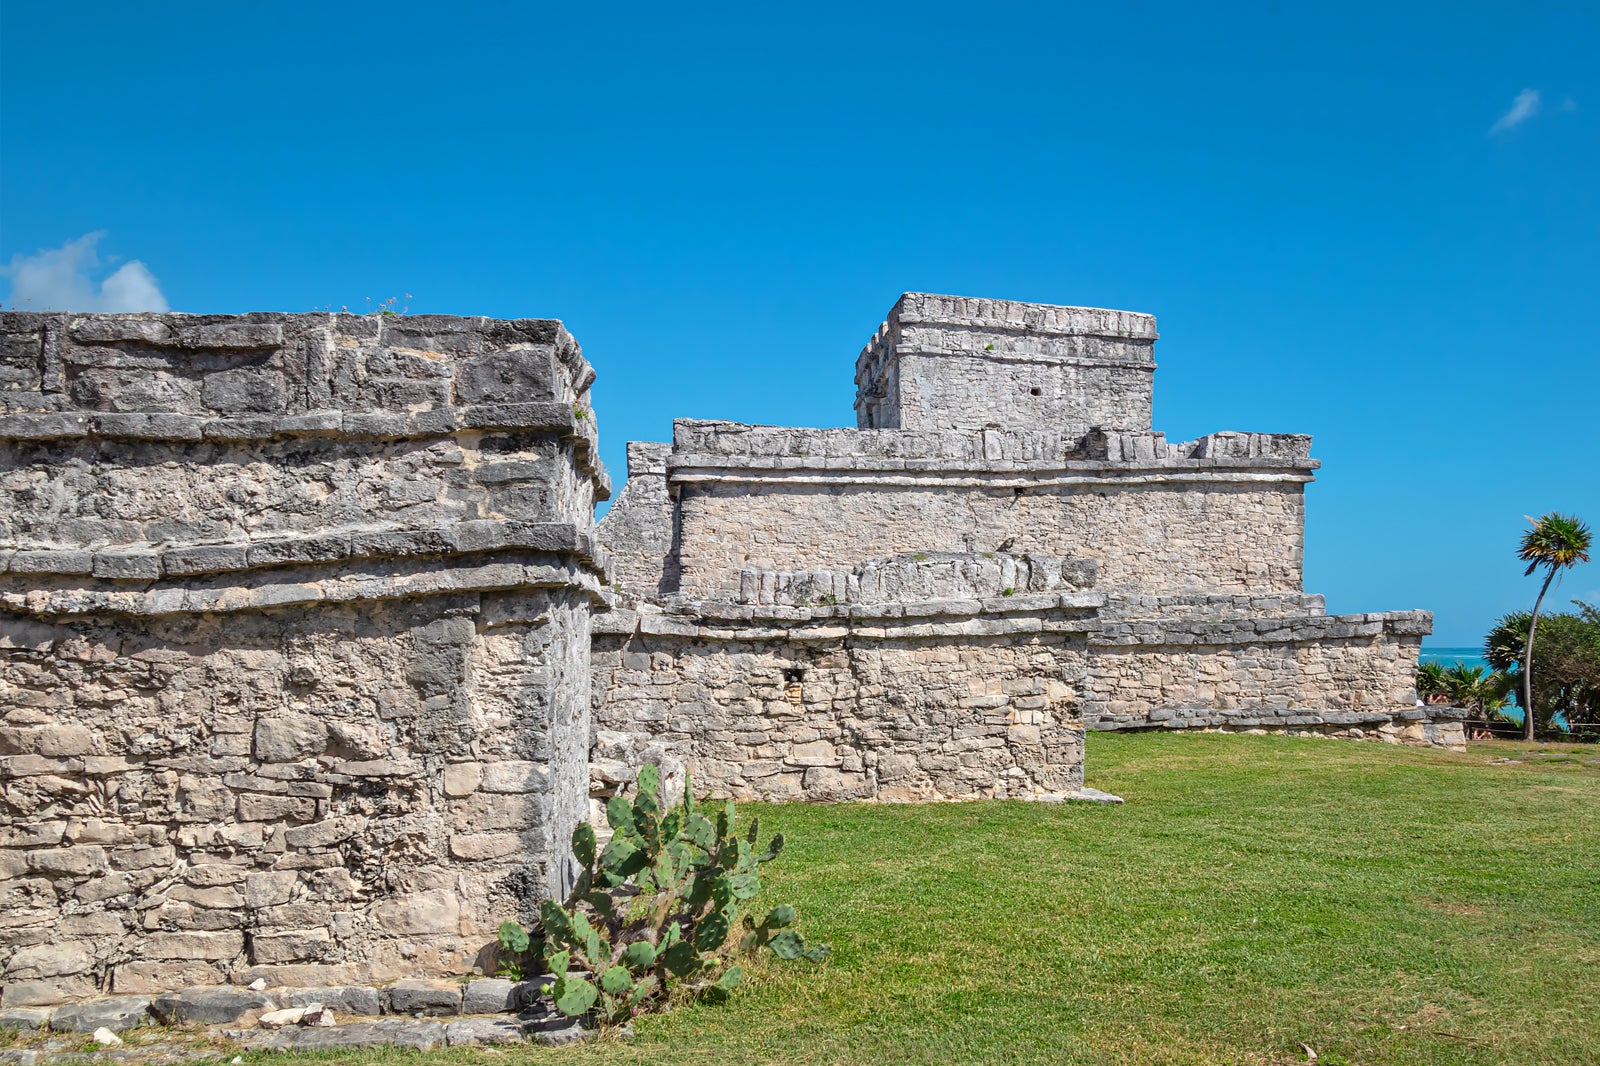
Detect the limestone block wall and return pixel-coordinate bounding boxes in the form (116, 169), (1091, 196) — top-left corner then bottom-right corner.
(599, 443), (675, 598)
(657, 421), (1314, 601)
(591, 599), (1098, 802)
(853, 293), (1158, 434)
(1081, 609), (1460, 748)
(0, 312), (609, 1004)
(669, 480), (1306, 601)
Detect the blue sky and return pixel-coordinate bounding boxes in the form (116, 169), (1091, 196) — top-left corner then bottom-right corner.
(3, 1), (1596, 645)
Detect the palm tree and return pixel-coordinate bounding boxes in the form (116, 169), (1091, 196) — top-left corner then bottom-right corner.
(1516, 513), (1593, 741)
(1440, 662), (1516, 719)
(1416, 660), (1447, 703)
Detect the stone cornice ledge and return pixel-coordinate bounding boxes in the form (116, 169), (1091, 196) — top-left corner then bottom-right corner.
(1, 550), (614, 620)
(668, 457), (1318, 489)
(595, 591), (1105, 643)
(0, 403), (611, 500)
(1088, 609), (1433, 647)
(0, 523), (616, 618)
(1, 522), (609, 582)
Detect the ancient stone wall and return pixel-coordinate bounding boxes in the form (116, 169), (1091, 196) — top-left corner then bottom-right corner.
(1082, 609), (1459, 743)
(595, 292), (1441, 785)
(598, 443), (674, 598)
(853, 293), (1157, 434)
(591, 597), (1096, 802)
(657, 420), (1314, 601)
(669, 479), (1306, 602)
(0, 312), (609, 1004)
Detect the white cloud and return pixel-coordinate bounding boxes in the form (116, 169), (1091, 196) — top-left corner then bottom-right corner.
(1490, 88), (1542, 134)
(1, 232), (169, 312)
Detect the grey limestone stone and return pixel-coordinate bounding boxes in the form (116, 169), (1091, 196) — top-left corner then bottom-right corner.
(445, 1017), (532, 1045)
(48, 997), (153, 1034)
(282, 986), (383, 1017)
(149, 987), (276, 1025)
(0, 1009), (52, 1032)
(385, 978), (462, 1016)
(460, 977), (519, 1015)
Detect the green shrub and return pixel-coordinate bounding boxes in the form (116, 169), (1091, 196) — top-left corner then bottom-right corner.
(513, 764), (829, 1025)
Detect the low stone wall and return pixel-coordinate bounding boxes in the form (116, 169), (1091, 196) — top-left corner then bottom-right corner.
(1080, 609), (1458, 747)
(0, 312), (609, 1005)
(591, 598), (1098, 802)
(1087, 703), (1468, 748)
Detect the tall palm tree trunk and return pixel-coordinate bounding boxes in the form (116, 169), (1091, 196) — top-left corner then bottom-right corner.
(1522, 567), (1556, 742)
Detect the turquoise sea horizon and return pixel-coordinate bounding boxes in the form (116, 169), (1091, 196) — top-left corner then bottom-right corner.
(1420, 646), (1490, 670)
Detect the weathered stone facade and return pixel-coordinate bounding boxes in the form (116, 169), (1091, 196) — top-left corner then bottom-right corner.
(0, 312), (609, 1004)
(597, 293), (1456, 803)
(0, 293), (1452, 1011)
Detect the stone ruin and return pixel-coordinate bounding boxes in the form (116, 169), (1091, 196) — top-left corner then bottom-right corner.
(0, 312), (607, 1006)
(0, 295), (1459, 1009)
(593, 293), (1459, 804)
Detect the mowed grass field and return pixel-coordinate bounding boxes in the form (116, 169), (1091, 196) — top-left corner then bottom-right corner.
(262, 733), (1600, 1066)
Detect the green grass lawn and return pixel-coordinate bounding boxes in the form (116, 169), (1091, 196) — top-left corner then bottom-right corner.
(277, 733), (1600, 1066)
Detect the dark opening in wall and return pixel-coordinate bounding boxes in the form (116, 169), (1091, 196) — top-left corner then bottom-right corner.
(782, 667), (805, 707)
(1029, 387), (1041, 396)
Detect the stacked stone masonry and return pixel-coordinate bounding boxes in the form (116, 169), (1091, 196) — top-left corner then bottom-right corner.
(0, 294), (1452, 1012)
(597, 292), (1455, 804)
(0, 312), (609, 1005)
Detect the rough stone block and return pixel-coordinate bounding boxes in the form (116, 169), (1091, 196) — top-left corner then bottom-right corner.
(150, 987), (277, 1025)
(448, 832), (522, 861)
(49, 997), (153, 1034)
(460, 977), (518, 1015)
(253, 716), (328, 762)
(111, 961), (226, 994)
(3, 942), (93, 979)
(386, 978), (463, 1016)
(369, 890), (460, 936)
(142, 930), (245, 961)
(283, 985), (384, 1017)
(446, 1017), (531, 1045)
(250, 928), (331, 964)
(0, 1007), (53, 1032)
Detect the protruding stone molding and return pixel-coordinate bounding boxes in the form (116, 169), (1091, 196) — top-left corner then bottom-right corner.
(0, 403), (610, 500)
(8, 311), (598, 397)
(596, 592), (1104, 644)
(0, 311), (610, 499)
(879, 345), (1157, 372)
(1, 521), (608, 581)
(1098, 592), (1329, 619)
(0, 548), (611, 620)
(1086, 609), (1433, 648)
(667, 465), (1317, 490)
(661, 422), (1317, 489)
(884, 293), (1160, 340)
(1, 401), (586, 444)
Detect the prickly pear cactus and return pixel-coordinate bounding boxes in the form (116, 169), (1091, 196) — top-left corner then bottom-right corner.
(518, 763), (829, 1025)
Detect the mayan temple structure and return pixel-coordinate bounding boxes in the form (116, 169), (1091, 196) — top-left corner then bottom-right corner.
(594, 293), (1458, 803)
(0, 296), (1457, 1007)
